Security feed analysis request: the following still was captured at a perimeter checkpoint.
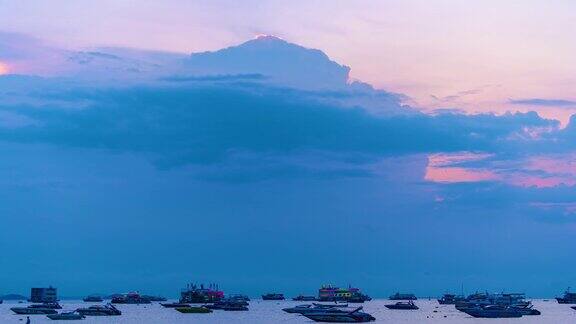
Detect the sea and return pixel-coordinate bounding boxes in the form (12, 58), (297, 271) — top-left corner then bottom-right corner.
(0, 299), (573, 323)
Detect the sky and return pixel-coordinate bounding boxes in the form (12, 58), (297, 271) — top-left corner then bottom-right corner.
(0, 0), (575, 298)
(1, 0), (576, 123)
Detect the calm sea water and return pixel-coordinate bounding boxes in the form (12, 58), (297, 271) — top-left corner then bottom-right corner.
(1, 299), (574, 323)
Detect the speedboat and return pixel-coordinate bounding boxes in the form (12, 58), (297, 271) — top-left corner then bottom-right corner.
(76, 304), (121, 316)
(11, 302), (63, 315)
(47, 311), (86, 320)
(461, 305), (522, 318)
(385, 301), (419, 310)
(303, 306), (375, 323)
(11, 306), (58, 315)
(283, 303), (349, 314)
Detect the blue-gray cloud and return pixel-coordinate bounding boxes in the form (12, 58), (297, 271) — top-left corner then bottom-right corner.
(510, 98), (576, 107)
(0, 80), (558, 170)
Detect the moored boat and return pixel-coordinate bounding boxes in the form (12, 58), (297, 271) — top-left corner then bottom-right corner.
(389, 292), (417, 300)
(180, 283), (224, 303)
(83, 295), (103, 302)
(437, 293), (464, 305)
(111, 292), (151, 304)
(175, 306), (212, 313)
(47, 311), (86, 320)
(161, 302), (191, 308)
(262, 293), (285, 300)
(461, 305), (522, 318)
(282, 303), (349, 314)
(385, 301), (419, 310)
(303, 306), (375, 323)
(76, 304), (121, 316)
(293, 295), (317, 301)
(11, 306), (58, 315)
(557, 288), (576, 304)
(318, 285), (371, 303)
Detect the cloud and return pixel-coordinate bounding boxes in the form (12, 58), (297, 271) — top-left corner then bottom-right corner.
(161, 73), (267, 82)
(509, 98), (576, 107)
(0, 80), (559, 170)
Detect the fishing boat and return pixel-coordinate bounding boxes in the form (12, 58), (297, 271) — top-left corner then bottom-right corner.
(76, 304), (121, 316)
(262, 293), (285, 300)
(175, 306), (212, 313)
(385, 301), (419, 310)
(46, 311), (86, 320)
(303, 306), (376, 323)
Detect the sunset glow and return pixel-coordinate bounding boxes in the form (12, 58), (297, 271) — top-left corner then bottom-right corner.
(0, 62), (9, 75)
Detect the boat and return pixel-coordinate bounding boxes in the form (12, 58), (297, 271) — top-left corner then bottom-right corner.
(222, 304), (249, 311)
(180, 283), (224, 303)
(303, 306), (376, 323)
(389, 292), (417, 300)
(47, 311), (86, 320)
(111, 292), (151, 304)
(283, 303), (349, 314)
(293, 295), (317, 301)
(142, 295), (167, 302)
(437, 293), (464, 305)
(557, 288), (576, 304)
(512, 304), (541, 316)
(318, 285), (371, 303)
(175, 306), (212, 313)
(11, 306), (58, 315)
(460, 305), (522, 318)
(76, 304), (122, 316)
(262, 293), (285, 300)
(161, 302), (191, 308)
(204, 298), (250, 310)
(228, 294), (250, 302)
(385, 301), (419, 310)
(83, 295), (103, 302)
